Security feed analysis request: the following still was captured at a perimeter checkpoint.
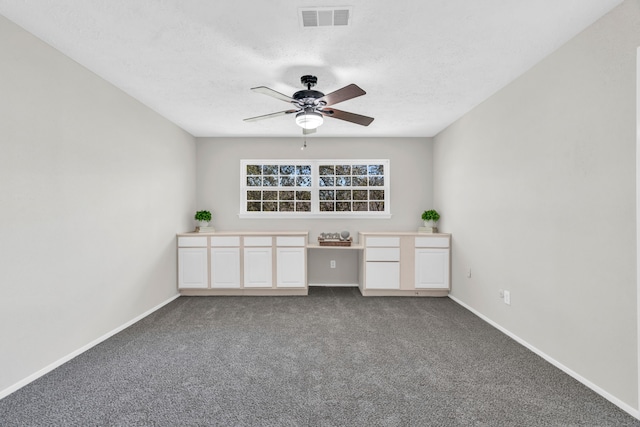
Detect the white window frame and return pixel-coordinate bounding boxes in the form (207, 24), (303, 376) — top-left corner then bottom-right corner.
(239, 159), (391, 219)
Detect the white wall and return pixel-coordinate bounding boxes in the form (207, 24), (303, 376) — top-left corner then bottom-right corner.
(196, 137), (433, 283)
(0, 15), (196, 394)
(434, 0), (639, 410)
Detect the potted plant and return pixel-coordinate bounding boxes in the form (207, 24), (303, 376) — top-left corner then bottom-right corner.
(421, 209), (440, 228)
(195, 210), (212, 226)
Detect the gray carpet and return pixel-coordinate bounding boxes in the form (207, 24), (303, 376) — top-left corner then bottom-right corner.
(1, 287), (638, 426)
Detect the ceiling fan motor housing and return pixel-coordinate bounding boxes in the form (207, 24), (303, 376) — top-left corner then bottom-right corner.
(293, 90), (325, 103)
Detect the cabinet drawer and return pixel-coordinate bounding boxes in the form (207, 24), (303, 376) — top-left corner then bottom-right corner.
(276, 236), (306, 247)
(244, 236), (273, 247)
(366, 237), (400, 247)
(366, 247), (400, 261)
(177, 236), (207, 247)
(211, 236), (240, 247)
(415, 237), (449, 248)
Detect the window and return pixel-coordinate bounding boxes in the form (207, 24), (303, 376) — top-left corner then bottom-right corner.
(240, 159), (390, 218)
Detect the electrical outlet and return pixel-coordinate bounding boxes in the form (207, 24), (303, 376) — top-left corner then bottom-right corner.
(330, 260), (336, 269)
(504, 290), (511, 305)
(467, 268), (472, 278)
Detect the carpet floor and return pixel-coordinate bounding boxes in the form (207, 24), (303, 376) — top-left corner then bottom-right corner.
(1, 287), (638, 426)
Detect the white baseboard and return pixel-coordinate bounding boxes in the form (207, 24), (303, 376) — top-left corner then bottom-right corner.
(0, 293), (180, 400)
(448, 295), (640, 420)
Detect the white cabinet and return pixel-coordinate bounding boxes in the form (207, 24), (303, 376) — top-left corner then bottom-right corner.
(415, 248), (449, 289)
(276, 236), (306, 288)
(359, 232), (451, 296)
(365, 261), (400, 289)
(177, 232), (308, 295)
(363, 236), (400, 290)
(211, 248), (240, 288)
(178, 247), (208, 289)
(415, 236), (450, 290)
(177, 236), (208, 289)
(277, 247), (306, 287)
(243, 247), (273, 287)
(211, 236), (240, 288)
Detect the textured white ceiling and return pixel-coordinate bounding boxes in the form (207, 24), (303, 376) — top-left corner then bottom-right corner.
(0, 0), (623, 137)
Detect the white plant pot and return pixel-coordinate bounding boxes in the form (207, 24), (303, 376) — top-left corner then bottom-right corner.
(196, 220), (209, 227)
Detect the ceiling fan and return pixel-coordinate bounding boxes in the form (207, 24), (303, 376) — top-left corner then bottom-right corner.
(243, 75), (374, 134)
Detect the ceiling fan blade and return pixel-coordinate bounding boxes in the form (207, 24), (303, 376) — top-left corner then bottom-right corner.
(303, 128), (317, 135)
(316, 84), (366, 107)
(319, 108), (374, 126)
(244, 109), (299, 122)
(251, 86), (295, 103)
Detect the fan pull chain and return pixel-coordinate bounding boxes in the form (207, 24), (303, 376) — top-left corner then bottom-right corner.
(301, 135), (307, 150)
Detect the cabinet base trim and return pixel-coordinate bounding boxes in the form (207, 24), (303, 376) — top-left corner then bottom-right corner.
(359, 289), (449, 297)
(180, 288), (308, 296)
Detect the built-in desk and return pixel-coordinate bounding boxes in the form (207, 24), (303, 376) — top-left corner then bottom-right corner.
(177, 231), (451, 297)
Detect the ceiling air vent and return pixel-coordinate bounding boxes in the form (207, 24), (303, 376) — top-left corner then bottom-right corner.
(299, 7), (352, 28)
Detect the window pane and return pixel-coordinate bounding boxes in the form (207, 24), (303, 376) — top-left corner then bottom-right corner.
(297, 165), (311, 175)
(296, 191), (311, 200)
(319, 176), (334, 187)
(335, 165), (351, 175)
(353, 165), (367, 175)
(279, 176), (295, 186)
(247, 176), (262, 186)
(368, 176), (384, 186)
(336, 190), (351, 201)
(263, 202), (277, 211)
(368, 164), (383, 175)
(280, 165), (295, 175)
(263, 191), (277, 201)
(369, 201), (385, 211)
(247, 191), (261, 200)
(263, 176), (278, 186)
(319, 165), (335, 176)
(247, 202), (261, 211)
(336, 201), (351, 211)
(353, 190), (367, 200)
(369, 190), (384, 200)
(279, 201), (294, 211)
(246, 165), (262, 175)
(296, 202), (311, 212)
(353, 202), (368, 211)
(320, 202), (335, 211)
(352, 176), (367, 186)
(279, 191), (294, 201)
(263, 165), (278, 175)
(336, 176), (351, 186)
(319, 190), (334, 201)
(296, 176), (311, 187)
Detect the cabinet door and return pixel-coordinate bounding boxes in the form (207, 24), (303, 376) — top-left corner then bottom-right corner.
(211, 247), (240, 288)
(365, 262), (400, 289)
(178, 247), (208, 289)
(415, 248), (449, 289)
(276, 247), (306, 288)
(244, 247), (273, 287)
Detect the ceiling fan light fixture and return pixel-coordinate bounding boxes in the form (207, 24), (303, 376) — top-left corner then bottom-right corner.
(295, 111), (323, 129)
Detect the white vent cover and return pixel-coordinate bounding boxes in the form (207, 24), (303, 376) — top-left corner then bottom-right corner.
(299, 7), (352, 27)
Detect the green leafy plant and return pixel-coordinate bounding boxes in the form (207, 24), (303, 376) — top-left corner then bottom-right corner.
(421, 209), (440, 222)
(194, 210), (212, 222)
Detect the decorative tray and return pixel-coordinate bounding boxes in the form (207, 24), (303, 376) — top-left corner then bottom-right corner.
(318, 237), (352, 247)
